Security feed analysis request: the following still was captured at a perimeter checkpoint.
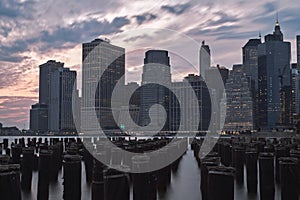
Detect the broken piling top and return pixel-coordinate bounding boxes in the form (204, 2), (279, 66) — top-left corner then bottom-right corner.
(63, 154), (82, 163)
(0, 155), (10, 165)
(0, 164), (20, 174)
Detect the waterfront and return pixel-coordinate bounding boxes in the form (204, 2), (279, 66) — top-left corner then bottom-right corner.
(1, 136), (298, 200)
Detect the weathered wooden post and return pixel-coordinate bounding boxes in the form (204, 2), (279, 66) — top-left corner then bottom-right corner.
(63, 154), (82, 200)
(0, 164), (22, 200)
(279, 157), (299, 200)
(21, 147), (34, 191)
(37, 149), (53, 200)
(259, 152), (275, 200)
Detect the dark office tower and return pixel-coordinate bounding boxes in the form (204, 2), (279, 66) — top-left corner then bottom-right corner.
(82, 39), (125, 132)
(243, 38), (262, 90)
(217, 65), (229, 85)
(222, 65), (254, 132)
(30, 103), (48, 133)
(297, 36), (300, 71)
(39, 60), (64, 104)
(291, 63), (300, 124)
(49, 68), (77, 132)
(258, 19), (291, 129)
(199, 41), (211, 78)
(243, 38), (262, 130)
(30, 60), (64, 133)
(139, 50), (171, 130)
(169, 74), (211, 131)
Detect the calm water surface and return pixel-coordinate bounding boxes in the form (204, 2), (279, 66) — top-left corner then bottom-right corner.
(1, 137), (282, 200)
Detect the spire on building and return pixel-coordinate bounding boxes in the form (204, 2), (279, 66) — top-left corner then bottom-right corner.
(274, 13), (282, 35)
(266, 13), (284, 41)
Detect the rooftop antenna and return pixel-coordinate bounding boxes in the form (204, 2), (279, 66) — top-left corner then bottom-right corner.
(276, 12), (279, 26)
(259, 31), (262, 40)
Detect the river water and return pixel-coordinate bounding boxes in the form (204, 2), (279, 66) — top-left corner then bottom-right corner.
(1, 136), (282, 200)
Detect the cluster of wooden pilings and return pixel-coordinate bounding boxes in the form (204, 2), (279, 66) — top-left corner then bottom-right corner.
(0, 137), (188, 200)
(191, 137), (300, 200)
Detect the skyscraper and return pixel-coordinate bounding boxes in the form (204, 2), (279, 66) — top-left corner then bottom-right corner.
(39, 60), (64, 104)
(30, 60), (64, 133)
(81, 39), (125, 132)
(199, 41), (211, 78)
(257, 19), (291, 129)
(169, 74), (211, 131)
(29, 103), (48, 133)
(242, 38), (261, 129)
(49, 68), (77, 132)
(243, 38), (261, 90)
(297, 35), (300, 71)
(139, 50), (171, 130)
(205, 66), (228, 131)
(222, 65), (254, 132)
(291, 63), (300, 124)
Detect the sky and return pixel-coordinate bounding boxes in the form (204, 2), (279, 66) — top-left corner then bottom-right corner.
(0, 0), (300, 129)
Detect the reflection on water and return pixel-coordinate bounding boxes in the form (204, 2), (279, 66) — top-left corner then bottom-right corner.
(20, 148), (282, 200)
(0, 137), (283, 200)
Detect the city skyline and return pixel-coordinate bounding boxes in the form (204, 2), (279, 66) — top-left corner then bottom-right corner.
(1, 0), (300, 129)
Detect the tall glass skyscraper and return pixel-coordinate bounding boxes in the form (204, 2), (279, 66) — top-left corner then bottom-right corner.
(242, 38), (261, 129)
(39, 60), (64, 104)
(49, 68), (77, 132)
(243, 38), (261, 91)
(81, 39), (125, 132)
(258, 20), (291, 129)
(139, 50), (171, 131)
(297, 35), (300, 71)
(30, 60), (77, 133)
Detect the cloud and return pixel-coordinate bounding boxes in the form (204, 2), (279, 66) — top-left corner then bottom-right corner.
(123, 34), (152, 43)
(0, 96), (37, 128)
(38, 16), (130, 47)
(0, 60), (37, 92)
(0, 0), (35, 19)
(134, 13), (157, 25)
(187, 25), (242, 38)
(206, 11), (239, 27)
(0, 16), (131, 62)
(0, 40), (31, 62)
(263, 2), (278, 13)
(161, 3), (191, 15)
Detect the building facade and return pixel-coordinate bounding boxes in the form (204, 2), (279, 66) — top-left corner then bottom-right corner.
(199, 41), (211, 79)
(49, 68), (77, 132)
(169, 74), (211, 131)
(257, 20), (291, 129)
(291, 63), (300, 124)
(243, 38), (262, 91)
(30, 60), (64, 133)
(222, 65), (254, 132)
(39, 60), (64, 104)
(242, 38), (261, 129)
(139, 50), (171, 130)
(81, 39), (125, 132)
(30, 103), (48, 133)
(297, 35), (300, 71)
(204, 66), (229, 131)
